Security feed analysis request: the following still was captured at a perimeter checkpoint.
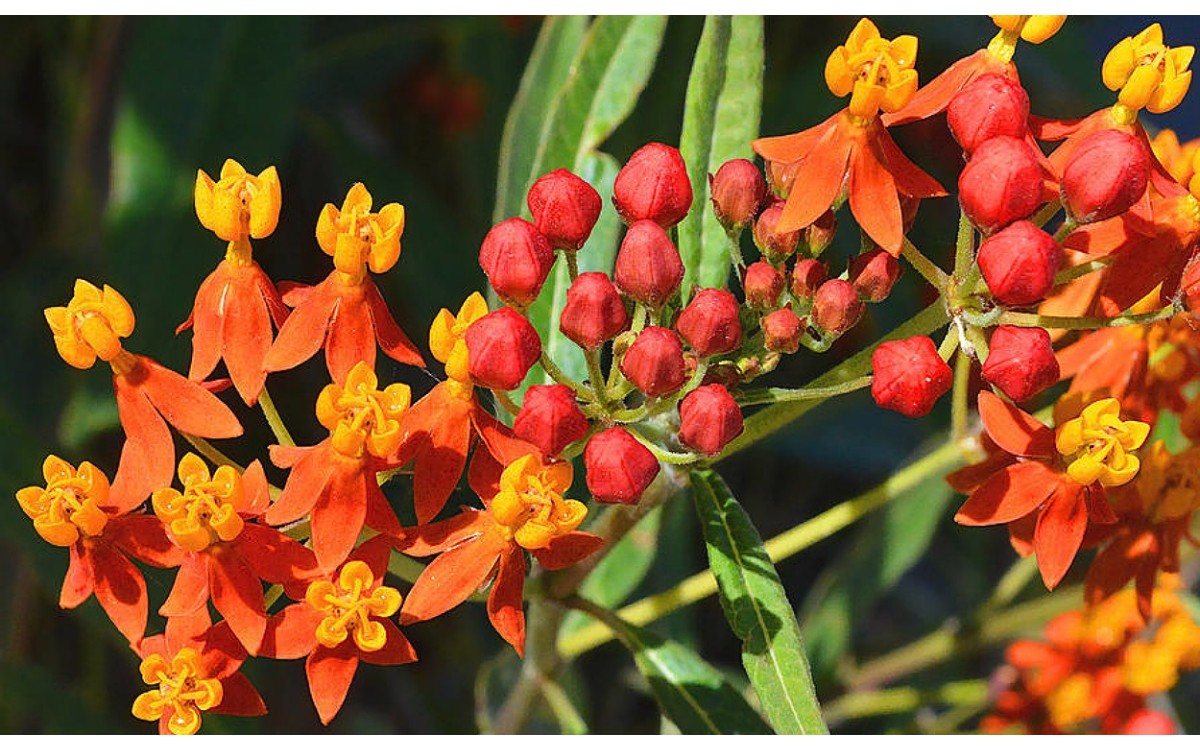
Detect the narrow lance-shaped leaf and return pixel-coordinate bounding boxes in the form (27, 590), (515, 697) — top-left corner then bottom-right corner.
(690, 468), (829, 735)
(678, 16), (764, 299)
(576, 598), (772, 734)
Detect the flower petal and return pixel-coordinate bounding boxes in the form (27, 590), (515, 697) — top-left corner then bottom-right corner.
(260, 604), (322, 660)
(263, 276), (339, 374)
(978, 391), (1056, 458)
(109, 376), (176, 512)
(265, 444), (334, 526)
(220, 265), (273, 406)
(60, 543), (95, 609)
(394, 509), (488, 557)
(366, 279), (425, 368)
(359, 620), (418, 667)
(1033, 482), (1089, 589)
(306, 647), (359, 726)
(488, 547), (527, 657)
(106, 514), (185, 569)
(325, 288), (375, 385)
(183, 266), (227, 382)
(237, 522), (319, 585)
(310, 462), (369, 571)
(138, 357), (242, 439)
(90, 539), (148, 643)
(209, 550), (267, 655)
(530, 531), (605, 571)
(776, 118), (854, 233)
(954, 462), (1059, 526)
(848, 132), (903, 255)
(399, 529), (506, 624)
(214, 671), (267, 717)
(159, 554), (210, 617)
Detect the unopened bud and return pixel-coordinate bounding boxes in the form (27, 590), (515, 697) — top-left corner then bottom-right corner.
(613, 142), (693, 228)
(709, 158), (766, 230)
(801, 210), (838, 257)
(1062, 129), (1150, 224)
(479, 217), (556, 307)
(675, 288), (742, 357)
(584, 427), (660, 504)
(849, 248), (902, 302)
(870, 335), (953, 417)
(762, 306), (803, 354)
(981, 325), (1060, 403)
(465, 307), (541, 391)
(790, 258), (829, 301)
(977, 220), (1060, 306)
(619, 327), (687, 397)
(559, 272), (630, 350)
(678, 384), (744, 455)
(753, 201), (802, 263)
(743, 261), (785, 309)
(614, 220), (685, 309)
(959, 135), (1045, 234)
(513, 384), (589, 457)
(947, 73), (1030, 154)
(811, 279), (864, 336)
(527, 168), (603, 251)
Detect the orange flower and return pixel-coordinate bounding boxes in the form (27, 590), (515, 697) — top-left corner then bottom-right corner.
(16, 456), (182, 643)
(153, 454), (318, 655)
(397, 447), (603, 656)
(261, 536), (416, 725)
(263, 183), (423, 383)
(953, 392), (1148, 588)
(132, 609), (265, 735)
(265, 362), (409, 569)
(753, 18), (944, 255)
(44, 279), (243, 510)
(193, 158), (281, 242)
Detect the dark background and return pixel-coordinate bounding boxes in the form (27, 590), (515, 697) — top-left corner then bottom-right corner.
(1, 16), (1197, 734)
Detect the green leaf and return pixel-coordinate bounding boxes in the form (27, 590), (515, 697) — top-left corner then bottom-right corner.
(586, 603), (771, 734)
(690, 468), (828, 735)
(677, 16), (763, 298)
(800, 464), (954, 682)
(494, 16), (589, 224)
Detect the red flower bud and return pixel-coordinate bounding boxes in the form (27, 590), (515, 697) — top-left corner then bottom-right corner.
(709, 158), (766, 230)
(465, 307), (541, 391)
(614, 220), (685, 308)
(479, 217), (556, 306)
(981, 325), (1060, 403)
(811, 279), (864, 336)
(802, 209), (838, 256)
(1121, 710), (1176, 735)
(959, 135), (1045, 234)
(613, 142), (693, 228)
(762, 306), (803, 354)
(977, 220), (1060, 306)
(675, 288), (742, 357)
(870, 335), (952, 417)
(1062, 129), (1150, 224)
(584, 427), (660, 504)
(946, 73), (1030, 153)
(619, 326), (686, 397)
(849, 248), (902, 303)
(513, 384), (589, 457)
(678, 384), (744, 455)
(527, 168), (603, 250)
(743, 261), (785, 309)
(790, 258), (829, 301)
(559, 272), (630, 350)
(753, 201), (802, 263)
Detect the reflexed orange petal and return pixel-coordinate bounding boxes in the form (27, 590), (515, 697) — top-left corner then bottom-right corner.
(359, 620), (417, 666)
(110, 377), (176, 512)
(363, 474), (403, 539)
(752, 113), (837, 164)
(265, 444), (335, 526)
(263, 276), (339, 374)
(366, 280), (425, 368)
(260, 603), (323, 660)
(90, 539), (148, 643)
(394, 509), (487, 557)
(408, 386), (473, 524)
(221, 268), (273, 406)
(306, 648), (359, 726)
(399, 530), (506, 624)
(139, 357), (242, 439)
(210, 550), (267, 655)
(325, 291), (375, 386)
(954, 462), (1059, 526)
(467, 442), (504, 504)
(160, 554), (210, 617)
(60, 543), (95, 609)
(1032, 482), (1089, 589)
(106, 514), (185, 569)
(1084, 532), (1142, 606)
(236, 523), (319, 585)
(213, 671), (266, 717)
(239, 460), (271, 517)
(1099, 233), (1185, 314)
(531, 532), (605, 571)
(848, 135), (902, 255)
(488, 548), (527, 657)
(776, 119), (854, 233)
(882, 51), (1008, 126)
(183, 266), (226, 382)
(311, 462), (370, 571)
(978, 391), (1056, 458)
(874, 125), (947, 199)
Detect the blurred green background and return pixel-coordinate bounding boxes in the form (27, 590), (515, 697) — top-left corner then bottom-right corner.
(2, 16), (1198, 734)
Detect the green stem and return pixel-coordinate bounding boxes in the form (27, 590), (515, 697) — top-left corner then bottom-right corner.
(735, 375), (874, 407)
(1030, 199), (1061, 230)
(951, 349), (971, 445)
(847, 584), (1082, 690)
(824, 679), (989, 726)
(537, 675), (588, 734)
(627, 428), (703, 465)
(902, 239), (949, 289)
(719, 300), (950, 460)
(181, 434), (244, 472)
(258, 385), (294, 447)
(996, 305), (1177, 331)
(540, 352), (592, 399)
(1053, 217), (1079, 244)
(492, 389), (521, 417)
(1053, 257), (1112, 287)
(953, 210), (974, 282)
(557, 440), (965, 658)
